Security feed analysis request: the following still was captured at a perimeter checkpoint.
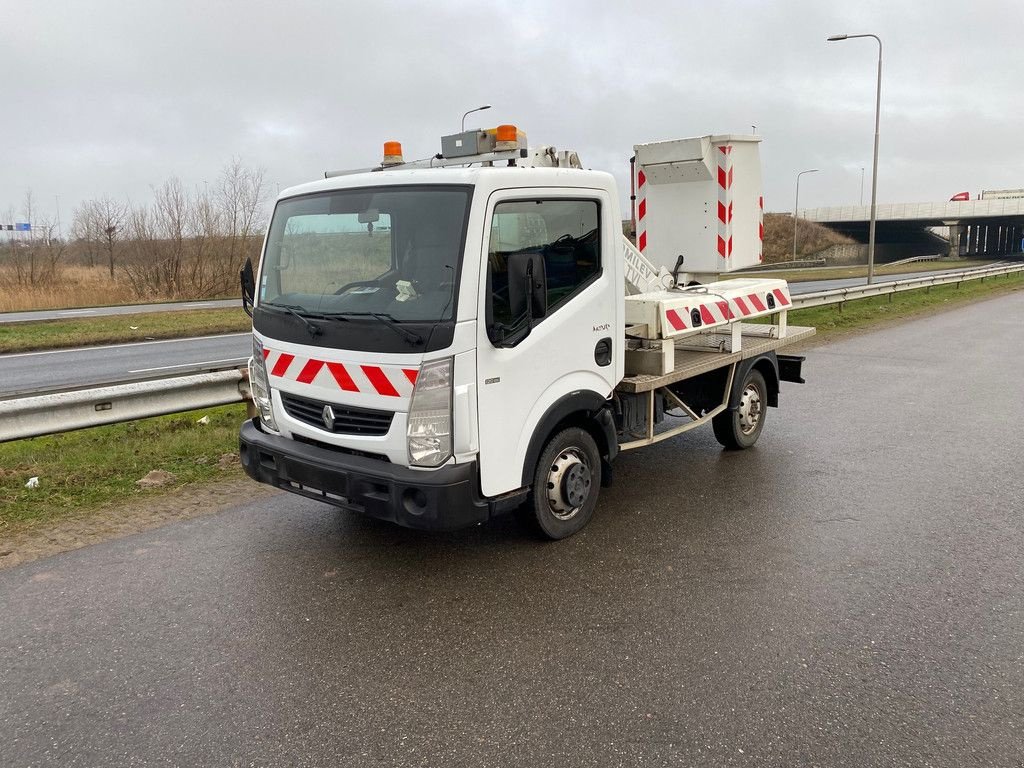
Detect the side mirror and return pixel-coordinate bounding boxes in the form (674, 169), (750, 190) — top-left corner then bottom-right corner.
(490, 251), (547, 347)
(240, 258), (255, 318)
(507, 251), (547, 320)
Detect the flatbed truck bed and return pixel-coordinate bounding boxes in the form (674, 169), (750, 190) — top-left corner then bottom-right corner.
(616, 324), (814, 450)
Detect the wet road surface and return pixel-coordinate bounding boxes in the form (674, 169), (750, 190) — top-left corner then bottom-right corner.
(1, 292), (1022, 766)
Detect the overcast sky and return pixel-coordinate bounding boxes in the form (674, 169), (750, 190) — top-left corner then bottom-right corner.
(2, 0), (1022, 227)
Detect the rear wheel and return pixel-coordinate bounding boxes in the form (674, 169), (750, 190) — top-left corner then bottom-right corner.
(712, 369), (767, 450)
(527, 427), (602, 540)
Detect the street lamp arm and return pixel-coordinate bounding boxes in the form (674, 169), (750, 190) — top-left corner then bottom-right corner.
(461, 104), (492, 132)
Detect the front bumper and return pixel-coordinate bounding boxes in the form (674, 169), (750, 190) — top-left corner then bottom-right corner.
(239, 418), (492, 531)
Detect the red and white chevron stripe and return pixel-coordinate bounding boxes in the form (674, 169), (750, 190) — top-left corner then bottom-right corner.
(716, 146), (734, 260)
(636, 168), (648, 254)
(758, 195), (764, 263)
(662, 287), (791, 335)
(262, 348), (417, 398)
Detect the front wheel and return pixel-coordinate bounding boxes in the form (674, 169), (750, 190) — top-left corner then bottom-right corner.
(527, 427), (602, 540)
(712, 369), (767, 450)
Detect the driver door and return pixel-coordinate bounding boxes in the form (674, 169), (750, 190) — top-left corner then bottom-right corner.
(475, 187), (620, 498)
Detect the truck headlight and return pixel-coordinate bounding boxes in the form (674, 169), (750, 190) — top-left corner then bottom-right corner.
(407, 357), (453, 467)
(250, 337), (278, 431)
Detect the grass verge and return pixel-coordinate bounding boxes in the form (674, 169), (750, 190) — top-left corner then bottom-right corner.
(0, 404), (248, 533)
(0, 308), (250, 353)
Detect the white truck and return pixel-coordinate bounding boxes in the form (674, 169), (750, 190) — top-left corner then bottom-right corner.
(239, 125), (813, 539)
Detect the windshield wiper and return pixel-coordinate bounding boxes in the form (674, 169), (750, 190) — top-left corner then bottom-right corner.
(262, 302), (323, 338)
(320, 311), (423, 345)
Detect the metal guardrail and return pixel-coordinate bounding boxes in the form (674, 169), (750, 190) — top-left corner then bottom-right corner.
(735, 258), (826, 272)
(884, 254), (941, 267)
(0, 262), (1021, 442)
(0, 370), (251, 443)
(791, 262), (1024, 310)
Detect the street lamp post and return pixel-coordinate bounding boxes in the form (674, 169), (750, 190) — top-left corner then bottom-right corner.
(828, 33), (882, 284)
(461, 104), (492, 132)
(793, 169), (819, 260)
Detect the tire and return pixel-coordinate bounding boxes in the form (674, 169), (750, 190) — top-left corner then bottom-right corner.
(712, 369), (767, 450)
(526, 427), (602, 540)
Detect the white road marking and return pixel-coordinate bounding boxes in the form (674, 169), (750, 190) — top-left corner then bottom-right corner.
(129, 358), (246, 373)
(0, 332), (252, 359)
(56, 310), (98, 316)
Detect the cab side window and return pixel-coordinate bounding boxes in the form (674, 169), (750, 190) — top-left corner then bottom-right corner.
(487, 199), (601, 329)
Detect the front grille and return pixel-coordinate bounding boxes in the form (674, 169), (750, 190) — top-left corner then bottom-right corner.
(291, 434), (390, 463)
(281, 392), (394, 436)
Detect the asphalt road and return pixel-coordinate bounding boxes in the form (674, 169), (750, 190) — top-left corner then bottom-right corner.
(1, 266), (1002, 396)
(2, 292), (1022, 767)
(0, 333), (250, 396)
(0, 298), (237, 324)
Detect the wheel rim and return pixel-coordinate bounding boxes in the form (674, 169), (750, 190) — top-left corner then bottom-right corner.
(737, 382), (763, 436)
(545, 448), (593, 520)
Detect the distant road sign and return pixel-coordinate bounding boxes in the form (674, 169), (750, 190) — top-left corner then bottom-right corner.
(14, 222), (31, 231)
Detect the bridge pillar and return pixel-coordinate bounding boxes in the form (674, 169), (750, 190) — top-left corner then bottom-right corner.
(948, 224), (964, 258)
(966, 225), (977, 255)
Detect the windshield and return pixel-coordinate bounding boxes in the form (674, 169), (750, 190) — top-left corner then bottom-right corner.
(259, 185), (472, 323)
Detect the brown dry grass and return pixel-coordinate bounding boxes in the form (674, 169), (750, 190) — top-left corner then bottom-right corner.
(0, 265), (174, 312)
(762, 213), (854, 263)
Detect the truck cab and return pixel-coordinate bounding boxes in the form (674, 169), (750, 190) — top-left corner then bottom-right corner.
(241, 163), (625, 534)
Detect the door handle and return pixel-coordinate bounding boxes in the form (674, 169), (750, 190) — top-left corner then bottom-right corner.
(594, 337), (612, 367)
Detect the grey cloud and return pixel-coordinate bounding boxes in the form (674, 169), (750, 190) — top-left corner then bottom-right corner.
(2, 0), (1022, 225)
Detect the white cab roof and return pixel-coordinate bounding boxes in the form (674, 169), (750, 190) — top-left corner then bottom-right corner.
(277, 167), (617, 202)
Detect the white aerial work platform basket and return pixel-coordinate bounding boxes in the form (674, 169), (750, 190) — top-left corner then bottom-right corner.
(634, 134), (764, 280)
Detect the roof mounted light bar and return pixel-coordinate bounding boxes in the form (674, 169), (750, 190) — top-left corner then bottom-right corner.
(325, 148), (530, 178)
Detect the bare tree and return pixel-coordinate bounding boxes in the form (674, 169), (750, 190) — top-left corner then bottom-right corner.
(120, 203), (162, 296)
(16, 160), (270, 301)
(153, 177), (188, 293)
(71, 200), (103, 267)
(215, 158), (267, 294)
(95, 197), (128, 278)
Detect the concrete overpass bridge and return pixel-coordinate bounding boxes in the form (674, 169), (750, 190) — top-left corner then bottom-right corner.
(800, 198), (1024, 258)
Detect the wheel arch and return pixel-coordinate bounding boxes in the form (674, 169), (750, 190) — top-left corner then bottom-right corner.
(732, 353), (780, 409)
(520, 390), (617, 488)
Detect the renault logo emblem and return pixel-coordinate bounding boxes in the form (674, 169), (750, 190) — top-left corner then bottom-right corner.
(321, 405), (335, 430)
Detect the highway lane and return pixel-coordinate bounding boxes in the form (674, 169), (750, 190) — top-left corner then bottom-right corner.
(1, 292), (1022, 766)
(0, 298), (237, 324)
(0, 333), (250, 396)
(0, 265), (1008, 396)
